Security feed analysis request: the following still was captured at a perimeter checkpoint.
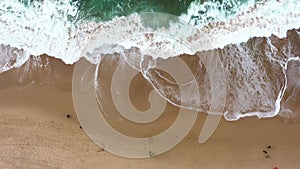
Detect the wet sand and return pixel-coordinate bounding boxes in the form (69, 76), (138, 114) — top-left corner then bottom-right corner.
(0, 84), (300, 169)
(0, 55), (299, 168)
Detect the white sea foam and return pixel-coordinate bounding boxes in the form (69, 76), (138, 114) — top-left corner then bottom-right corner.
(0, 44), (30, 73)
(0, 0), (300, 121)
(0, 0), (79, 64)
(81, 0), (300, 62)
(0, 0), (299, 64)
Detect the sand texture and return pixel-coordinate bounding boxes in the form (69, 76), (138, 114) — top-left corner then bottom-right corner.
(0, 85), (299, 169)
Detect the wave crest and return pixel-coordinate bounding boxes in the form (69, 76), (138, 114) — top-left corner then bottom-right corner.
(0, 0), (300, 121)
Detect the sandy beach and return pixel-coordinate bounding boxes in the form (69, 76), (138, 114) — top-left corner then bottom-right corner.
(0, 81), (300, 169)
(0, 54), (298, 169)
(0, 0), (300, 168)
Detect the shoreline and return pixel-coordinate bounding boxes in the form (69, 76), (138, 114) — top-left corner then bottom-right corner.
(0, 84), (300, 168)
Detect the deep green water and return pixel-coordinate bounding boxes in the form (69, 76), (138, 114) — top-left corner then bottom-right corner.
(75, 0), (194, 22)
(18, 0), (257, 24)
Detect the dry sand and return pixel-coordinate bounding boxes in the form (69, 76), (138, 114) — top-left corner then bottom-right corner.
(0, 85), (300, 169)
(0, 57), (300, 169)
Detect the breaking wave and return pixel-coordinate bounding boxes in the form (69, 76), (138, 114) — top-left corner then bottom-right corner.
(0, 0), (300, 121)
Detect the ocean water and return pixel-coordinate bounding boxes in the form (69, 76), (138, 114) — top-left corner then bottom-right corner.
(0, 0), (299, 122)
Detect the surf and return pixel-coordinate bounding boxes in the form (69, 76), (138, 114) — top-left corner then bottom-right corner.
(0, 0), (299, 121)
